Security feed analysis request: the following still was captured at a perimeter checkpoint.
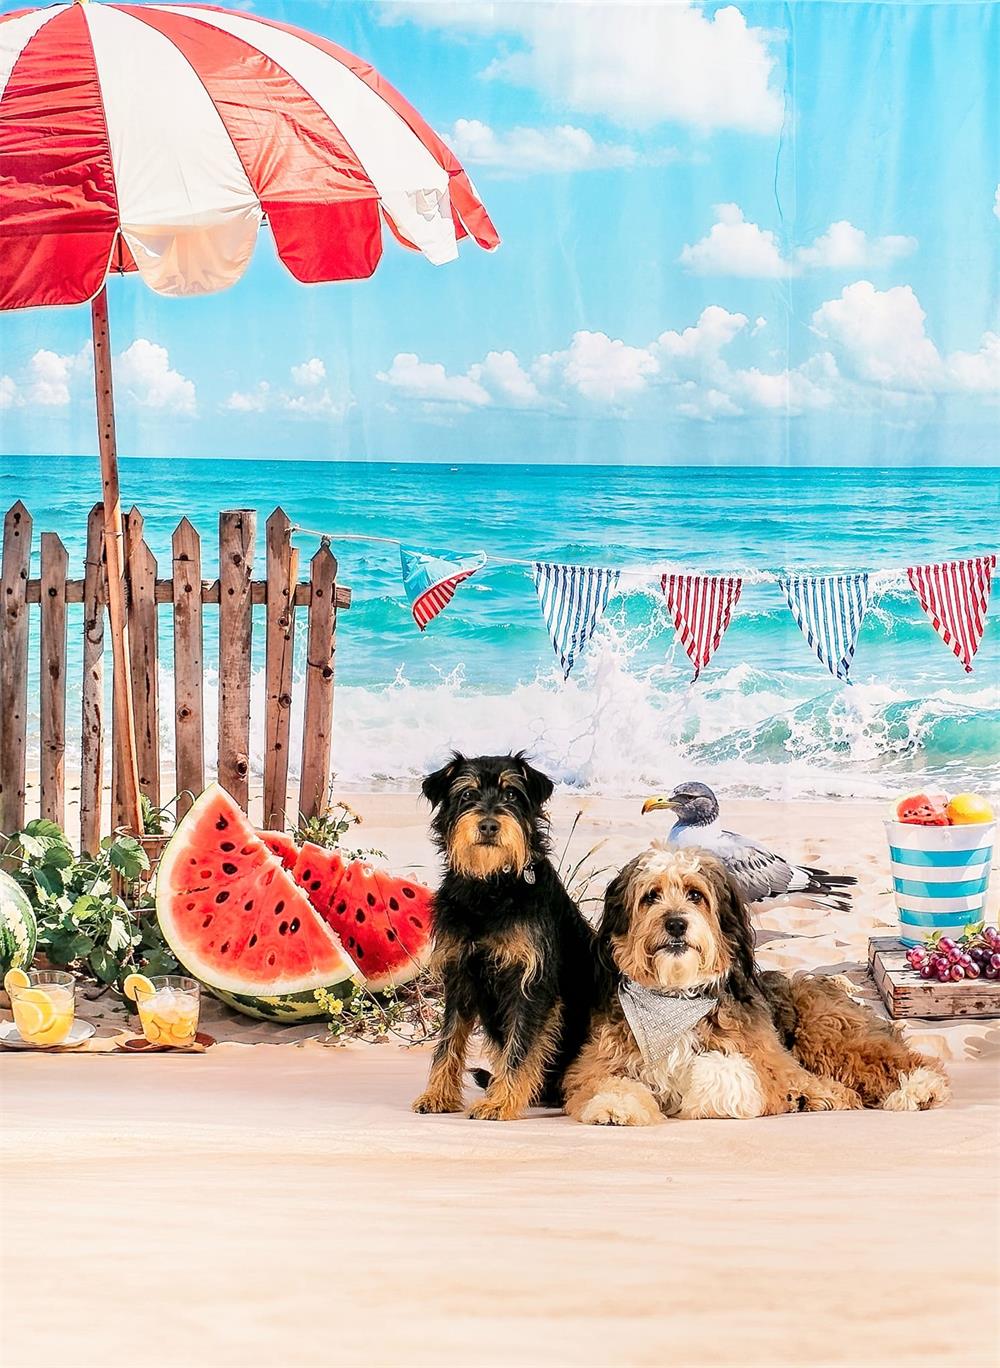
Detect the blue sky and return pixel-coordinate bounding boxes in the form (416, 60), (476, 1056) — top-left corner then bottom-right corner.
(1, 0), (998, 465)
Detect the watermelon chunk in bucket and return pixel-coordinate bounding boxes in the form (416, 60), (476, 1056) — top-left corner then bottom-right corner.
(156, 786), (357, 996)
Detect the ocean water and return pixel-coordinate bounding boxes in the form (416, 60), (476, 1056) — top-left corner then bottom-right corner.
(3, 456), (998, 800)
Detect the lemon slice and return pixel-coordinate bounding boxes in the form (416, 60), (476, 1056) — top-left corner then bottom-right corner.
(123, 972), (155, 1002)
(13, 999), (47, 1040)
(14, 988), (57, 1029)
(4, 968), (30, 994)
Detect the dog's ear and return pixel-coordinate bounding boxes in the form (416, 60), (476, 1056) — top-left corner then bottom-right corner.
(514, 752), (554, 808)
(593, 858), (636, 1002)
(714, 862), (758, 1003)
(421, 753), (465, 808)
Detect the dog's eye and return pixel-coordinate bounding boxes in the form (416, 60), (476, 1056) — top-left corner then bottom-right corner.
(686, 888), (704, 905)
(641, 889), (659, 906)
(501, 786), (519, 802)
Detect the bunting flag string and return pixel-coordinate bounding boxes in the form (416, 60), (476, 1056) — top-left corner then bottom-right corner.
(778, 573), (871, 682)
(533, 562), (621, 678)
(906, 555), (996, 673)
(661, 574), (743, 680)
(399, 546), (486, 630)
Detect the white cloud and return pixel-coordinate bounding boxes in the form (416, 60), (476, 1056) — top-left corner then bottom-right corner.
(994, 184), (1000, 221)
(470, 350), (543, 406)
(382, 1), (783, 135)
(290, 357), (326, 388)
(795, 220), (916, 270)
(680, 204), (792, 278)
(225, 382), (270, 413)
(655, 305), (749, 362)
(115, 339), (196, 413)
(447, 118), (651, 174)
(537, 331), (660, 404)
(0, 375), (17, 409)
(812, 281), (1000, 395)
(377, 353), (491, 408)
(681, 206), (918, 278)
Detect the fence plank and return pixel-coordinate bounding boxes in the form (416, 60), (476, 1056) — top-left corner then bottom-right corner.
(218, 510), (256, 810)
(125, 508), (160, 810)
(39, 533), (69, 826)
(80, 505), (105, 854)
(299, 540), (339, 822)
(263, 508), (298, 828)
(172, 518), (205, 820)
(26, 578), (351, 609)
(0, 502), (32, 833)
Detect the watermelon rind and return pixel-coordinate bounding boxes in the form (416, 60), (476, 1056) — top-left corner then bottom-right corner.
(0, 868), (37, 977)
(155, 784), (357, 996)
(210, 980), (354, 1023)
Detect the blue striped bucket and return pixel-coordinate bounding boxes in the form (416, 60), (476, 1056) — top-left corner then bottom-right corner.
(885, 820), (995, 947)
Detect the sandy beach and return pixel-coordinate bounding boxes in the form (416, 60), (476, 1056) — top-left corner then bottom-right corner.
(3, 791), (999, 1367)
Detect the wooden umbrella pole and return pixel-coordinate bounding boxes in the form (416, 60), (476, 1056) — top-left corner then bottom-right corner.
(91, 286), (143, 836)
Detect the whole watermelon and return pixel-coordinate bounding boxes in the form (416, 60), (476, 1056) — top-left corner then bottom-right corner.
(0, 868), (38, 976)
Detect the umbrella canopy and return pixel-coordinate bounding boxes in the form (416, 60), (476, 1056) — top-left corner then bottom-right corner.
(1, 1), (498, 837)
(0, 1), (499, 310)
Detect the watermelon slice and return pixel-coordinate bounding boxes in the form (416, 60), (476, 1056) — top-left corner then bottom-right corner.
(156, 786), (357, 995)
(895, 792), (950, 826)
(324, 861), (434, 991)
(291, 842), (346, 919)
(259, 830), (300, 870)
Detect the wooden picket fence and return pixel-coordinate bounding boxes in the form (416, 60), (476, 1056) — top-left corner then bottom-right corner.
(0, 502), (350, 851)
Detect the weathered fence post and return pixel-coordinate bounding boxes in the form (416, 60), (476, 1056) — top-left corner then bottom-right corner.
(218, 509), (256, 810)
(172, 518), (204, 821)
(263, 508), (298, 828)
(0, 502), (31, 833)
(80, 505), (106, 853)
(125, 507), (160, 809)
(299, 539), (339, 822)
(39, 532), (68, 826)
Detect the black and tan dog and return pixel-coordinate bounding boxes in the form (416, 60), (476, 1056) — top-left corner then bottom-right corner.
(414, 752), (594, 1121)
(565, 845), (948, 1124)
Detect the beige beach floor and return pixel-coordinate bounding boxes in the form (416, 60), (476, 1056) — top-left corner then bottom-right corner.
(2, 792), (999, 1366)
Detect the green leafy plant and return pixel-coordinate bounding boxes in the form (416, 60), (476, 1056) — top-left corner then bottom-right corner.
(557, 810), (612, 914)
(0, 820), (177, 988)
(313, 973), (442, 1044)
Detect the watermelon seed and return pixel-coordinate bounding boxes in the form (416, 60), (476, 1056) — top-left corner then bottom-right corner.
(289, 917), (300, 934)
(249, 934), (257, 948)
(409, 916), (423, 929)
(264, 869), (275, 886)
(336, 900), (347, 915)
(241, 844), (255, 856)
(189, 856), (197, 865)
(389, 897), (399, 911)
(302, 867), (312, 881)
(356, 909), (366, 923)
(354, 944), (364, 959)
(222, 862), (238, 876)
(244, 899), (254, 911)
(366, 892), (376, 907)
(220, 841), (235, 853)
(220, 941), (230, 955)
(202, 915), (213, 929)
(386, 930), (396, 942)
(310, 880), (321, 892)
(267, 952), (276, 967)
(186, 901), (195, 911)
(215, 891), (230, 904)
(347, 936), (355, 948)
(402, 887), (416, 899)
(216, 817), (228, 830)
(278, 921), (289, 936)
(274, 899), (285, 915)
(201, 869), (212, 879)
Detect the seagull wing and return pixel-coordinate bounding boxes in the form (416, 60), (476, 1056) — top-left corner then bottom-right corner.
(714, 829), (797, 904)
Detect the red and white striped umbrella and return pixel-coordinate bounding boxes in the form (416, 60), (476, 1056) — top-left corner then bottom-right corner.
(0, 1), (499, 310)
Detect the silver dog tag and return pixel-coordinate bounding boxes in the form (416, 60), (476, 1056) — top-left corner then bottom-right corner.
(522, 865), (536, 885)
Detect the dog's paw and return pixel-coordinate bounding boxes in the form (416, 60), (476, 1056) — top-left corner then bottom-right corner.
(795, 1078), (863, 1112)
(468, 1098), (521, 1122)
(882, 1066), (950, 1112)
(412, 1090), (464, 1115)
(578, 1089), (661, 1127)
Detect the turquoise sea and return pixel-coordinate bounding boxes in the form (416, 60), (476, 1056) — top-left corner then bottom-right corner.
(4, 457), (998, 799)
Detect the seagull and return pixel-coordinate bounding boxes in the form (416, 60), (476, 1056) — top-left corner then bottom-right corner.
(641, 781), (856, 915)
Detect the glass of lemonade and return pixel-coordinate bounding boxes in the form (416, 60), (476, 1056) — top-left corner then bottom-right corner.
(9, 970), (76, 1046)
(133, 975), (200, 1048)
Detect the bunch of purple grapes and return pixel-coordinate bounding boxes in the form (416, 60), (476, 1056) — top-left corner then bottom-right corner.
(906, 925), (1000, 982)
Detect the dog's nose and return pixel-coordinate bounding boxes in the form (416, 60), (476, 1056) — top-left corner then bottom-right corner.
(665, 916), (688, 939)
(477, 816), (500, 840)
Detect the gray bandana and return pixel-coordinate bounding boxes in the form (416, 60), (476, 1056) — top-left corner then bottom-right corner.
(618, 979), (717, 1069)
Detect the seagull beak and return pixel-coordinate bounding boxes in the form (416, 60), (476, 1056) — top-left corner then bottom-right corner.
(641, 796), (676, 815)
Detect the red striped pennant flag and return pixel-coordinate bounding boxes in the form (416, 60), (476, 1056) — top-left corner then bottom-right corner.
(661, 574), (743, 679)
(400, 547), (486, 631)
(906, 555), (996, 672)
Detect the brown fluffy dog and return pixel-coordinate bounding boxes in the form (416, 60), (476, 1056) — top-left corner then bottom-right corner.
(564, 845), (948, 1125)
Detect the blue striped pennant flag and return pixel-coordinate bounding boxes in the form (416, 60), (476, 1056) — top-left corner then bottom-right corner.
(777, 573), (871, 681)
(533, 563), (621, 678)
(400, 547), (486, 630)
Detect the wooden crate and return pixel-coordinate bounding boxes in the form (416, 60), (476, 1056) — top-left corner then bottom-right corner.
(868, 937), (1000, 1020)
